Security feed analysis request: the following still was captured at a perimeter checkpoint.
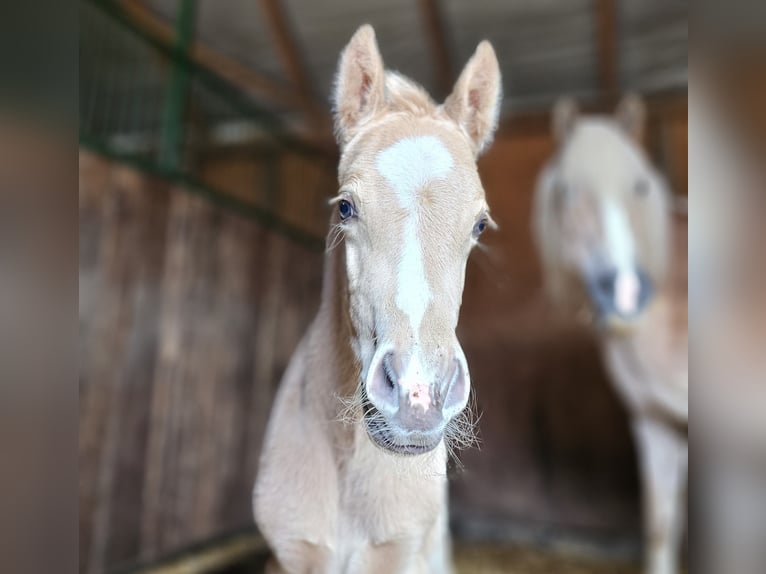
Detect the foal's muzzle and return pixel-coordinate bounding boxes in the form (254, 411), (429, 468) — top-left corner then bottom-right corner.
(362, 345), (470, 455)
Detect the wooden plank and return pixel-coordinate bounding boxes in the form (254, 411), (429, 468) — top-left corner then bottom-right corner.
(79, 151), (326, 571)
(118, 1), (322, 119)
(594, 0), (619, 101)
(103, 173), (170, 566)
(257, 0), (333, 137)
(79, 161), (169, 573)
(418, 0), (455, 98)
(258, 0), (313, 100)
(140, 191), (215, 558)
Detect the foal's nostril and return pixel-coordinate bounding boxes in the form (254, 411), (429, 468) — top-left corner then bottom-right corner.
(382, 353), (397, 390)
(442, 356), (470, 418)
(366, 350), (401, 415)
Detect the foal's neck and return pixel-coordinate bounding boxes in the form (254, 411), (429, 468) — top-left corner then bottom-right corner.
(313, 236), (358, 401)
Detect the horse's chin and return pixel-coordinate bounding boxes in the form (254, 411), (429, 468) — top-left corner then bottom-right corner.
(363, 408), (443, 456)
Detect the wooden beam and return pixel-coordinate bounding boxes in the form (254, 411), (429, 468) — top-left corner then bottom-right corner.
(118, 1), (320, 117)
(258, 0), (314, 101)
(257, 0), (335, 142)
(594, 0), (619, 102)
(257, 0), (333, 139)
(418, 0), (454, 98)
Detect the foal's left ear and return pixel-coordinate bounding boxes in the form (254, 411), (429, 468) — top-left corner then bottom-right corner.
(443, 41), (502, 157)
(615, 94), (647, 142)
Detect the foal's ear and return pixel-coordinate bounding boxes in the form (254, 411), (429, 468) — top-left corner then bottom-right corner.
(615, 93), (646, 142)
(333, 25), (386, 148)
(552, 97), (579, 142)
(443, 41), (502, 156)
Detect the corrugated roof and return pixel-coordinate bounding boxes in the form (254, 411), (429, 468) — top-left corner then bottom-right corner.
(285, 0), (436, 103)
(139, 0), (688, 115)
(444, 0), (599, 110)
(620, 0), (688, 91)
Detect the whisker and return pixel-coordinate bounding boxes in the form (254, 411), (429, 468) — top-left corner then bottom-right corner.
(443, 390), (481, 468)
(325, 223), (345, 253)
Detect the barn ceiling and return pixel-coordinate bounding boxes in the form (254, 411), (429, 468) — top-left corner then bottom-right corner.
(141, 0), (686, 114)
(83, 0), (685, 150)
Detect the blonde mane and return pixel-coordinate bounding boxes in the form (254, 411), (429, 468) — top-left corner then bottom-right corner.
(384, 71), (437, 116)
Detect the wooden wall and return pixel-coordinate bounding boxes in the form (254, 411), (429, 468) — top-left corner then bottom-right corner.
(79, 151), (324, 573)
(197, 147), (337, 240)
(79, 97), (686, 572)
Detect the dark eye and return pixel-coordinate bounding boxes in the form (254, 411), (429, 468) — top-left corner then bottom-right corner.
(338, 199), (355, 221)
(473, 217), (488, 238)
(634, 179), (650, 197)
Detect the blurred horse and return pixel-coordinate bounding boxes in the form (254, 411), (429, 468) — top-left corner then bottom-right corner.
(254, 25), (502, 573)
(533, 96), (688, 574)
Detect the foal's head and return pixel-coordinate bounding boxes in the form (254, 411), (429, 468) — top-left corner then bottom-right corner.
(534, 96), (671, 333)
(332, 26), (501, 455)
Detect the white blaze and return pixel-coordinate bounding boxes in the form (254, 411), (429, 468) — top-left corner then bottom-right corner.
(376, 136), (453, 336)
(376, 136), (454, 401)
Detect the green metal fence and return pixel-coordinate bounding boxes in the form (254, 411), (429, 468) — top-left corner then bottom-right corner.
(80, 0), (331, 248)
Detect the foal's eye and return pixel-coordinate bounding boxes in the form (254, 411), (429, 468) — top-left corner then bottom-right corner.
(473, 217), (488, 238)
(338, 199), (355, 221)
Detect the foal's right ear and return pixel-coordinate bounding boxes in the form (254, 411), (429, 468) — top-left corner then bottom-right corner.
(333, 25), (386, 149)
(552, 97), (579, 142)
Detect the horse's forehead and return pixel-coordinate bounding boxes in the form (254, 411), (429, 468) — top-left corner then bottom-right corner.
(341, 118), (477, 188)
(561, 121), (645, 191)
(375, 135), (455, 199)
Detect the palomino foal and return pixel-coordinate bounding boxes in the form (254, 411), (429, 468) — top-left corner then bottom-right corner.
(254, 25), (501, 573)
(533, 97), (688, 574)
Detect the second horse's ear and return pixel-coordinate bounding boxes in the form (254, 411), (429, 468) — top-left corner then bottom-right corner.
(333, 25), (386, 149)
(615, 93), (646, 142)
(552, 97), (579, 143)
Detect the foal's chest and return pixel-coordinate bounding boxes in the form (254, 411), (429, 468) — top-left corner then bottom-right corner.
(337, 435), (447, 544)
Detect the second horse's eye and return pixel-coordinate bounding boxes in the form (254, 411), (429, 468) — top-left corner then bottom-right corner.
(634, 179), (650, 197)
(338, 199), (355, 221)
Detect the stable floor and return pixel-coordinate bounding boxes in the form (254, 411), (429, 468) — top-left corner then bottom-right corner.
(137, 534), (650, 574)
(454, 543), (639, 574)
